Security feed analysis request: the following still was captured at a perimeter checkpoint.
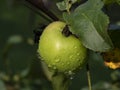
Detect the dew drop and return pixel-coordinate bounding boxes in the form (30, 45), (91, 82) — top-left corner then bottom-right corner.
(53, 66), (57, 70)
(37, 54), (43, 60)
(52, 62), (56, 65)
(77, 58), (80, 61)
(69, 55), (73, 59)
(74, 46), (77, 49)
(55, 59), (60, 63)
(48, 64), (52, 68)
(77, 53), (80, 56)
(67, 62), (70, 65)
(61, 63), (64, 66)
(41, 57), (44, 61)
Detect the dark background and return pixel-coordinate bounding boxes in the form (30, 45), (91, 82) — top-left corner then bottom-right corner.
(0, 0), (120, 90)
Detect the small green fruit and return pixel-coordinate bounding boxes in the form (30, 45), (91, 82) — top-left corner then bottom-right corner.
(38, 21), (87, 73)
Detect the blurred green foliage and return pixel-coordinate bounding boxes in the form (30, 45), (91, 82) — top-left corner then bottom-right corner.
(0, 0), (120, 90)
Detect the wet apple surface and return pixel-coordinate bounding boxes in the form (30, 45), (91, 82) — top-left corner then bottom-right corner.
(38, 21), (87, 73)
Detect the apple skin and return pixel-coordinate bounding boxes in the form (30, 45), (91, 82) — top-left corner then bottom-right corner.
(38, 21), (87, 73)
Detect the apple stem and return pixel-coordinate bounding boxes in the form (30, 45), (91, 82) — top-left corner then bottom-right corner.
(62, 25), (72, 37)
(52, 72), (71, 90)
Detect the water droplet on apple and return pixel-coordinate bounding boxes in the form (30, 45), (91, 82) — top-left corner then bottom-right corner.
(53, 66), (57, 70)
(37, 54), (43, 61)
(52, 61), (57, 65)
(55, 59), (60, 63)
(69, 55), (73, 59)
(41, 57), (44, 61)
(76, 58), (80, 61)
(74, 46), (77, 49)
(60, 63), (64, 68)
(77, 53), (80, 56)
(48, 64), (52, 68)
(67, 62), (70, 65)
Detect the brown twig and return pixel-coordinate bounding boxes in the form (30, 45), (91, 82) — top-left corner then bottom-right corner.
(25, 0), (59, 21)
(86, 63), (92, 90)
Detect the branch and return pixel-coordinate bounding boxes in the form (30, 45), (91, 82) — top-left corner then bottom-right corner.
(86, 63), (92, 90)
(25, 0), (59, 21)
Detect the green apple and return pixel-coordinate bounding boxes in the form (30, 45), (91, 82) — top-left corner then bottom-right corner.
(38, 21), (87, 73)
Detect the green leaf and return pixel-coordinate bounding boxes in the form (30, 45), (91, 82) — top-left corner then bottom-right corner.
(103, 0), (120, 5)
(57, 1), (67, 11)
(56, 0), (77, 11)
(63, 0), (113, 52)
